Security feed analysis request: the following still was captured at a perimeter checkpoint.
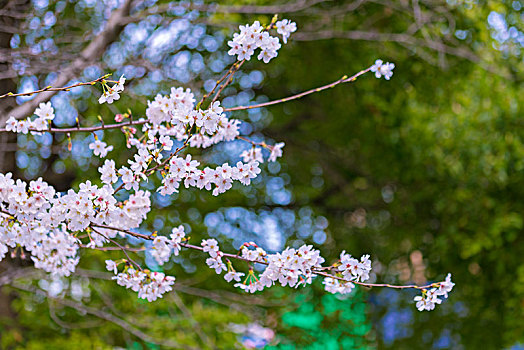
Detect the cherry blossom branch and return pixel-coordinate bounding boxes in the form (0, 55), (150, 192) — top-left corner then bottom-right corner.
(210, 16), (279, 104)
(5, 209), (433, 291)
(0, 16), (451, 311)
(90, 223), (436, 291)
(312, 270), (436, 290)
(112, 132), (194, 193)
(144, 132), (194, 176)
(0, 74), (111, 99)
(0, 66), (367, 135)
(224, 67), (372, 112)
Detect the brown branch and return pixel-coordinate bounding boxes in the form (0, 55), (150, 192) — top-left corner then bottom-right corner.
(0, 74), (110, 99)
(225, 67), (371, 112)
(91, 226), (143, 270)
(198, 59), (243, 108)
(0, 9), (27, 19)
(79, 244), (146, 252)
(130, 0), (330, 21)
(0, 119), (146, 134)
(211, 60), (245, 104)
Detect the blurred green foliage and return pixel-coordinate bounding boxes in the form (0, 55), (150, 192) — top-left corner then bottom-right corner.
(255, 4), (523, 348)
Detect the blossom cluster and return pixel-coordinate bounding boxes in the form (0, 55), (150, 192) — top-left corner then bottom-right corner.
(323, 252), (373, 294)
(414, 273), (455, 311)
(108, 264), (175, 302)
(144, 88), (241, 149)
(200, 240), (327, 293)
(0, 171), (151, 276)
(227, 19), (296, 63)
(0, 219), (79, 276)
(98, 75), (125, 104)
(150, 225), (185, 265)
(202, 238), (228, 274)
(158, 156), (261, 197)
(5, 102), (54, 134)
(241, 142), (285, 163)
(240, 244), (326, 292)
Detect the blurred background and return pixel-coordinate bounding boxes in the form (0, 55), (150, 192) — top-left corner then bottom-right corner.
(0, 0), (522, 349)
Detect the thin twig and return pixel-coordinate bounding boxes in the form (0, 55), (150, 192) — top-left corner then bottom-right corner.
(0, 119), (147, 134)
(210, 60), (245, 104)
(79, 244), (146, 252)
(91, 227), (144, 270)
(224, 67), (371, 112)
(198, 59), (243, 108)
(0, 74), (110, 99)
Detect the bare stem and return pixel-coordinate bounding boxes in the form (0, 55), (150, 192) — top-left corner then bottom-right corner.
(91, 227), (143, 270)
(0, 119), (147, 134)
(224, 67), (372, 112)
(211, 60), (245, 104)
(198, 59), (243, 108)
(0, 74), (111, 99)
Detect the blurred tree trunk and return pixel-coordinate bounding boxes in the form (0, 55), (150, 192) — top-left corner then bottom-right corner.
(0, 0), (29, 330)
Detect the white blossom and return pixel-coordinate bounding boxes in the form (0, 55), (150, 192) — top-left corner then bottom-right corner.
(89, 140), (113, 158)
(105, 259), (118, 274)
(5, 116), (17, 132)
(35, 102), (55, 120)
(268, 142), (285, 162)
(275, 19), (297, 44)
(370, 59), (395, 80)
(225, 271), (245, 282)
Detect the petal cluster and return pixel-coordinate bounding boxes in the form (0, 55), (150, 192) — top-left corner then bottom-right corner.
(227, 19), (296, 63)
(370, 59), (395, 80)
(4, 102), (55, 134)
(414, 273), (455, 311)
